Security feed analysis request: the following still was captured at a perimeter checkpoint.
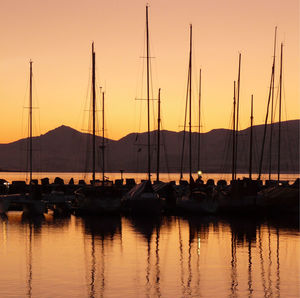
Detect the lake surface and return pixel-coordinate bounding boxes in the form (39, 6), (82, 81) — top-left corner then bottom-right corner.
(1, 172), (299, 184)
(0, 212), (299, 297)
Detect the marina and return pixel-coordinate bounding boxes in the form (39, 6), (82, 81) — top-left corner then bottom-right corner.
(0, 172), (298, 216)
(0, 1), (299, 297)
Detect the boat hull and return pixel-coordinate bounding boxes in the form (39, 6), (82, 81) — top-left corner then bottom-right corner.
(23, 200), (46, 215)
(127, 197), (163, 215)
(177, 195), (218, 214)
(0, 198), (10, 214)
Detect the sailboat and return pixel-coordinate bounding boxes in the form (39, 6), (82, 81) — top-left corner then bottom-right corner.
(74, 43), (122, 214)
(217, 92), (260, 213)
(22, 60), (46, 216)
(152, 89), (177, 211)
(122, 5), (162, 215)
(176, 25), (218, 214)
(257, 43), (299, 214)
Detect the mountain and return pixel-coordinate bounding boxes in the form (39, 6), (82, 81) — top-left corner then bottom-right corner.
(0, 120), (299, 173)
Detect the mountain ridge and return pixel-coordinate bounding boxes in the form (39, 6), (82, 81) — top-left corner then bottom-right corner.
(0, 120), (298, 173)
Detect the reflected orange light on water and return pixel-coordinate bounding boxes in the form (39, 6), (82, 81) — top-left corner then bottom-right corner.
(0, 212), (299, 297)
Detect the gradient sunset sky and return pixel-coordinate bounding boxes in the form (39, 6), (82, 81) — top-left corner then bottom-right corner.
(0, 0), (299, 143)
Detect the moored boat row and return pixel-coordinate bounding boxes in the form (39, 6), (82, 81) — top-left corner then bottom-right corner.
(1, 176), (298, 216)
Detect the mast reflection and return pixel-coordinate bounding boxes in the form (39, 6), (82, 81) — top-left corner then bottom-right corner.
(276, 228), (280, 297)
(228, 217), (260, 297)
(184, 215), (217, 296)
(83, 215), (122, 240)
(230, 229), (237, 297)
(258, 226), (267, 297)
(248, 240), (253, 296)
(23, 216), (43, 298)
(154, 226), (161, 297)
(27, 223), (33, 298)
(178, 217), (186, 297)
(128, 215), (162, 297)
(267, 225), (273, 297)
(82, 215), (122, 298)
(1, 214), (8, 248)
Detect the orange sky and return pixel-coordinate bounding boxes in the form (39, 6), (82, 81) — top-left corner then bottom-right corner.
(0, 0), (299, 143)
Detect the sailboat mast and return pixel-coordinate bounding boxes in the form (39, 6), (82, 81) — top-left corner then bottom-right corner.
(29, 60), (33, 182)
(277, 43), (283, 182)
(249, 95), (254, 179)
(179, 69), (190, 180)
(156, 88), (161, 182)
(198, 69), (201, 171)
(92, 42), (96, 184)
(146, 5), (151, 181)
(235, 53), (241, 179)
(258, 27), (277, 180)
(232, 81), (236, 181)
(189, 24), (192, 183)
(268, 26), (277, 180)
(102, 91), (105, 183)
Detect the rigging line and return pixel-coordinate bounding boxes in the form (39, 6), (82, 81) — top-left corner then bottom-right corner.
(83, 56), (94, 179)
(197, 69), (201, 171)
(21, 78), (30, 174)
(253, 125), (260, 175)
(220, 106), (233, 175)
(31, 77), (42, 174)
(238, 131), (250, 171)
(282, 85), (296, 173)
(80, 77), (92, 179)
(150, 59), (156, 132)
(273, 69), (280, 120)
(222, 118), (233, 174)
(220, 110), (231, 174)
(232, 81), (236, 180)
(277, 43), (283, 181)
(150, 39), (160, 97)
(269, 27), (277, 179)
(235, 54), (241, 179)
(258, 70), (274, 179)
(136, 22), (146, 100)
(180, 62), (191, 179)
(160, 122), (171, 177)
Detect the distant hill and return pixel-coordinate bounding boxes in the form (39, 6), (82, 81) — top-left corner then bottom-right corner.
(0, 120), (299, 173)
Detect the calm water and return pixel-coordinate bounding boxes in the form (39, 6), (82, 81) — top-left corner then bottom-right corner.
(1, 172), (299, 184)
(0, 212), (299, 297)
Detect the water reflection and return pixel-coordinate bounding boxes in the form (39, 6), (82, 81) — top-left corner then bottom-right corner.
(83, 215), (122, 240)
(154, 226), (161, 297)
(21, 213), (45, 229)
(22, 215), (45, 298)
(128, 215), (162, 242)
(0, 214), (8, 249)
(276, 228), (280, 298)
(0, 213), (298, 297)
(258, 226), (267, 297)
(180, 214), (298, 297)
(248, 239), (253, 296)
(82, 215), (122, 298)
(49, 214), (72, 228)
(228, 217), (258, 247)
(127, 215), (163, 297)
(227, 218), (258, 297)
(26, 223), (33, 298)
(183, 215), (216, 297)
